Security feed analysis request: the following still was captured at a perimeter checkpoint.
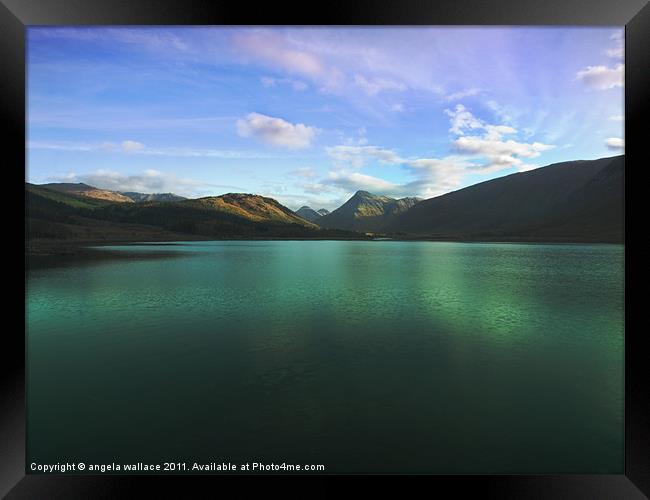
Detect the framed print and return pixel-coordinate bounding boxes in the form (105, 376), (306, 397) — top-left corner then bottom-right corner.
(3, 0), (649, 497)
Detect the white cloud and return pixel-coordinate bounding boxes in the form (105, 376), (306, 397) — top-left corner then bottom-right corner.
(353, 74), (407, 96)
(444, 104), (554, 170)
(405, 156), (474, 197)
(236, 112), (317, 149)
(317, 148), (475, 200)
(605, 137), (624, 151)
(445, 104), (484, 135)
(483, 125), (517, 140)
(325, 170), (401, 194)
(608, 115), (624, 121)
(453, 136), (554, 168)
(576, 64), (624, 90)
(121, 140), (145, 152)
(318, 102), (555, 201)
(391, 103), (404, 112)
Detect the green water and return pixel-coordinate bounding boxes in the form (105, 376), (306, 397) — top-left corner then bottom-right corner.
(26, 241), (624, 474)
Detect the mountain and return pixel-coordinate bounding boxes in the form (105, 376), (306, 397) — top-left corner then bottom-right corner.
(26, 183), (196, 246)
(26, 184), (359, 252)
(26, 183), (114, 209)
(179, 194), (318, 227)
(27, 155), (624, 249)
(295, 206), (326, 223)
(120, 192), (186, 203)
(318, 191), (421, 232)
(317, 209), (330, 216)
(40, 183), (134, 203)
(388, 155), (624, 243)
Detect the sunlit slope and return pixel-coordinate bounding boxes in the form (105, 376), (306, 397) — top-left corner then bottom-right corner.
(26, 185), (340, 242)
(40, 182), (135, 203)
(318, 190), (421, 232)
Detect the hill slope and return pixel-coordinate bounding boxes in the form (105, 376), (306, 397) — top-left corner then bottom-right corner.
(26, 185), (358, 251)
(41, 183), (135, 203)
(318, 191), (421, 232)
(120, 192), (186, 203)
(389, 155), (624, 242)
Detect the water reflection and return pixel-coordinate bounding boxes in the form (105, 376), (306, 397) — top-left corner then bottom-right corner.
(27, 241), (624, 473)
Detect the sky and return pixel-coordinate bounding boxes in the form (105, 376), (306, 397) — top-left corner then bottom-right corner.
(27, 26), (624, 211)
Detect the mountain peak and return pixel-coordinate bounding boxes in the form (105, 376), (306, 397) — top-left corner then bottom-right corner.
(295, 205), (325, 223)
(319, 190), (419, 232)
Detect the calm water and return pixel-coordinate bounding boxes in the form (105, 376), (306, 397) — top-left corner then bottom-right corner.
(26, 241), (624, 474)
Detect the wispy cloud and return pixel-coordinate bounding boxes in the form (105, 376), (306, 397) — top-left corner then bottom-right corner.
(28, 27), (623, 209)
(320, 155), (473, 200)
(605, 31), (624, 59)
(310, 101), (556, 201)
(353, 74), (407, 96)
(29, 27), (190, 52)
(261, 76), (308, 91)
(326, 145), (404, 168)
(42, 169), (236, 197)
(287, 167), (318, 179)
(28, 140), (284, 159)
(233, 31), (343, 92)
(445, 88), (481, 101)
(445, 104), (554, 170)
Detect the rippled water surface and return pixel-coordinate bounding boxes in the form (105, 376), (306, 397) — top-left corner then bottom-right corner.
(26, 241), (624, 473)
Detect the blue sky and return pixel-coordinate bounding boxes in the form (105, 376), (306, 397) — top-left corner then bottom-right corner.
(27, 27), (624, 210)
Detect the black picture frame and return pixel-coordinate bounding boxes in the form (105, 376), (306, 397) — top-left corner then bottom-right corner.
(5, 0), (648, 496)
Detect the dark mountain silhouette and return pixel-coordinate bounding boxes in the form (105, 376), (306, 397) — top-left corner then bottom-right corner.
(296, 205), (329, 224)
(318, 191), (421, 232)
(388, 155), (624, 242)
